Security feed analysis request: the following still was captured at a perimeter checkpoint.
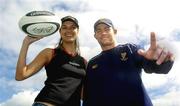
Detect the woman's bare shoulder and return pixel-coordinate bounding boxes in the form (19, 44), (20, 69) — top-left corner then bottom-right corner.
(40, 48), (56, 63)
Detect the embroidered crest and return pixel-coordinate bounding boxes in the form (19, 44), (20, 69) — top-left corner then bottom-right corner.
(120, 52), (128, 61)
(92, 64), (98, 69)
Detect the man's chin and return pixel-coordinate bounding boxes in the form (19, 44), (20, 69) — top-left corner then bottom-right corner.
(101, 42), (113, 46)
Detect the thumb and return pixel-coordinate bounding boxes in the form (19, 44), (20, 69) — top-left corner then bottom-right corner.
(138, 49), (146, 57)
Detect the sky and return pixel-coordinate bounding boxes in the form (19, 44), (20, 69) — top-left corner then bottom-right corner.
(0, 0), (180, 106)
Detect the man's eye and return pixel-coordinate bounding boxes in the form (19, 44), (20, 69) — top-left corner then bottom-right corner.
(105, 27), (110, 31)
(96, 30), (101, 33)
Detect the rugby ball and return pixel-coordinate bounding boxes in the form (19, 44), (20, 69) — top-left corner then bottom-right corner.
(18, 11), (60, 37)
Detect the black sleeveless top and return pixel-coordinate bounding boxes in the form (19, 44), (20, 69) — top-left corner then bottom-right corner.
(34, 48), (86, 106)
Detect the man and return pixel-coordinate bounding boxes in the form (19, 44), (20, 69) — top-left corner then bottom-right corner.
(83, 18), (174, 106)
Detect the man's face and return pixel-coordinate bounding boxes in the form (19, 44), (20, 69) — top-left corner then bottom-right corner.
(94, 23), (116, 47)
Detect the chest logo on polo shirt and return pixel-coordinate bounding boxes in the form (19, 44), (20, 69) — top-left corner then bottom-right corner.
(120, 52), (128, 61)
(92, 64), (98, 69)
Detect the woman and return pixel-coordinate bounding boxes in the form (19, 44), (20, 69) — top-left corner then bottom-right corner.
(16, 16), (86, 106)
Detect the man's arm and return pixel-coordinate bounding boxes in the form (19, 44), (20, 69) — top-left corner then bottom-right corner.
(143, 59), (174, 74)
(137, 32), (175, 74)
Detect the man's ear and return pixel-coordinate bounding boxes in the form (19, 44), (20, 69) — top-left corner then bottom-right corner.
(114, 29), (117, 34)
(94, 33), (97, 39)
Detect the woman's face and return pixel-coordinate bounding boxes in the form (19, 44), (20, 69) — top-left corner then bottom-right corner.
(59, 21), (79, 43)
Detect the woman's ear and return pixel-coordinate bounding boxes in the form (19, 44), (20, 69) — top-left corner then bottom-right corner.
(59, 27), (61, 33)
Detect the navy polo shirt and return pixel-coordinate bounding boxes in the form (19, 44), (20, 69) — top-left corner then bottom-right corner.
(83, 43), (173, 106)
